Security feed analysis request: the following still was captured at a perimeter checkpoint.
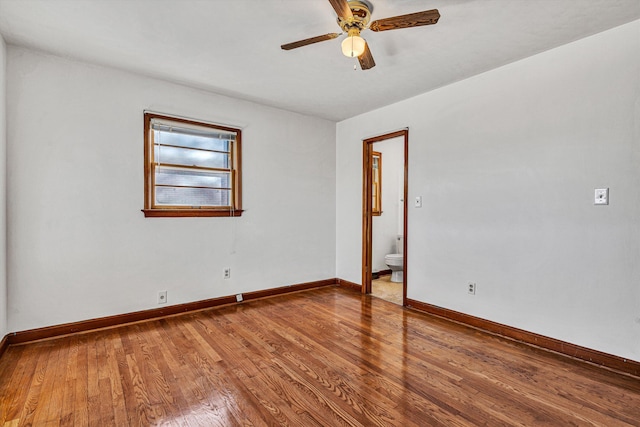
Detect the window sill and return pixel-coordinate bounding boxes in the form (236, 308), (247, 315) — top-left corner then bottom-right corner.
(142, 209), (244, 218)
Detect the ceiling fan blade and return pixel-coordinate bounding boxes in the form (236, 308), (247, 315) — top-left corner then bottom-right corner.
(369, 9), (440, 32)
(281, 33), (340, 50)
(328, 0), (353, 20)
(358, 43), (376, 70)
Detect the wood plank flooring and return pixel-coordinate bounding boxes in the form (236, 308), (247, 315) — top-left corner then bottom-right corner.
(1, 286), (639, 426)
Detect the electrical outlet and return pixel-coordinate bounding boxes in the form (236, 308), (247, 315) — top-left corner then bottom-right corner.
(236, 293), (243, 302)
(468, 282), (476, 295)
(158, 291), (167, 304)
(224, 267), (231, 279)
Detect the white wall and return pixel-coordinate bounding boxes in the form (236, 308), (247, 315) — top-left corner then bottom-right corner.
(6, 46), (336, 332)
(337, 21), (640, 361)
(372, 137), (403, 272)
(0, 34), (6, 338)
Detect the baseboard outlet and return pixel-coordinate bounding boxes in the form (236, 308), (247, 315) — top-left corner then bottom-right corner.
(2, 278), (337, 347)
(405, 298), (640, 378)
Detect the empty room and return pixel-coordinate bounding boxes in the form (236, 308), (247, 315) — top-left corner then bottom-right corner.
(0, 0), (639, 425)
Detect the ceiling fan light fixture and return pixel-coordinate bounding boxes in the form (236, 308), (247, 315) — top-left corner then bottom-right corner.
(341, 31), (366, 57)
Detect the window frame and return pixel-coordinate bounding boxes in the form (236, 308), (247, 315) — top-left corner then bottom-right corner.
(142, 112), (243, 217)
(372, 151), (382, 216)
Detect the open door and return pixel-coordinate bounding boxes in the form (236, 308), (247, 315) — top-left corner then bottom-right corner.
(362, 129), (409, 304)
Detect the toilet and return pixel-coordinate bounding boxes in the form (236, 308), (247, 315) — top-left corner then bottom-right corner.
(384, 235), (404, 283)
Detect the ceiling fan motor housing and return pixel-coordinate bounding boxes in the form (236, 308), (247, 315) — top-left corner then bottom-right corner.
(337, 0), (373, 32)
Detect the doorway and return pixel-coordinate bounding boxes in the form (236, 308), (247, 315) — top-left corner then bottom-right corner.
(362, 129), (408, 305)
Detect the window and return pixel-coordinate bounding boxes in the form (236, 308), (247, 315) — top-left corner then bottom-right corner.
(143, 112), (242, 217)
(372, 151), (382, 216)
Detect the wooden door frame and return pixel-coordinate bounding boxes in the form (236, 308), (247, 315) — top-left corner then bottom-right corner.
(362, 129), (409, 304)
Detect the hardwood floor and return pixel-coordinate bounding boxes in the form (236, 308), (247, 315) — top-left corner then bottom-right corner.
(1, 286), (639, 426)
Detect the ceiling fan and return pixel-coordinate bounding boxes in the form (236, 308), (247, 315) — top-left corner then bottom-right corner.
(281, 0), (440, 70)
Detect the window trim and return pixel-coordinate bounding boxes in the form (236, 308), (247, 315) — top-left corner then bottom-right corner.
(372, 151), (382, 216)
(142, 112), (243, 218)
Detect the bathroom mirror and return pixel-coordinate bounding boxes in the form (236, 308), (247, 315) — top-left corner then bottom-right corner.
(372, 151), (382, 216)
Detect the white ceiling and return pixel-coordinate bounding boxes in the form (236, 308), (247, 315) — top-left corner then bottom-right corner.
(0, 0), (638, 121)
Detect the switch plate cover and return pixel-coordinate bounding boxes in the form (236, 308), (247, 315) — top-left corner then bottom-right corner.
(594, 188), (609, 205)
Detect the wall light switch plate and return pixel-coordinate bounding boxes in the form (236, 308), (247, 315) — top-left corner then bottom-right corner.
(415, 196), (422, 208)
(594, 188), (609, 205)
